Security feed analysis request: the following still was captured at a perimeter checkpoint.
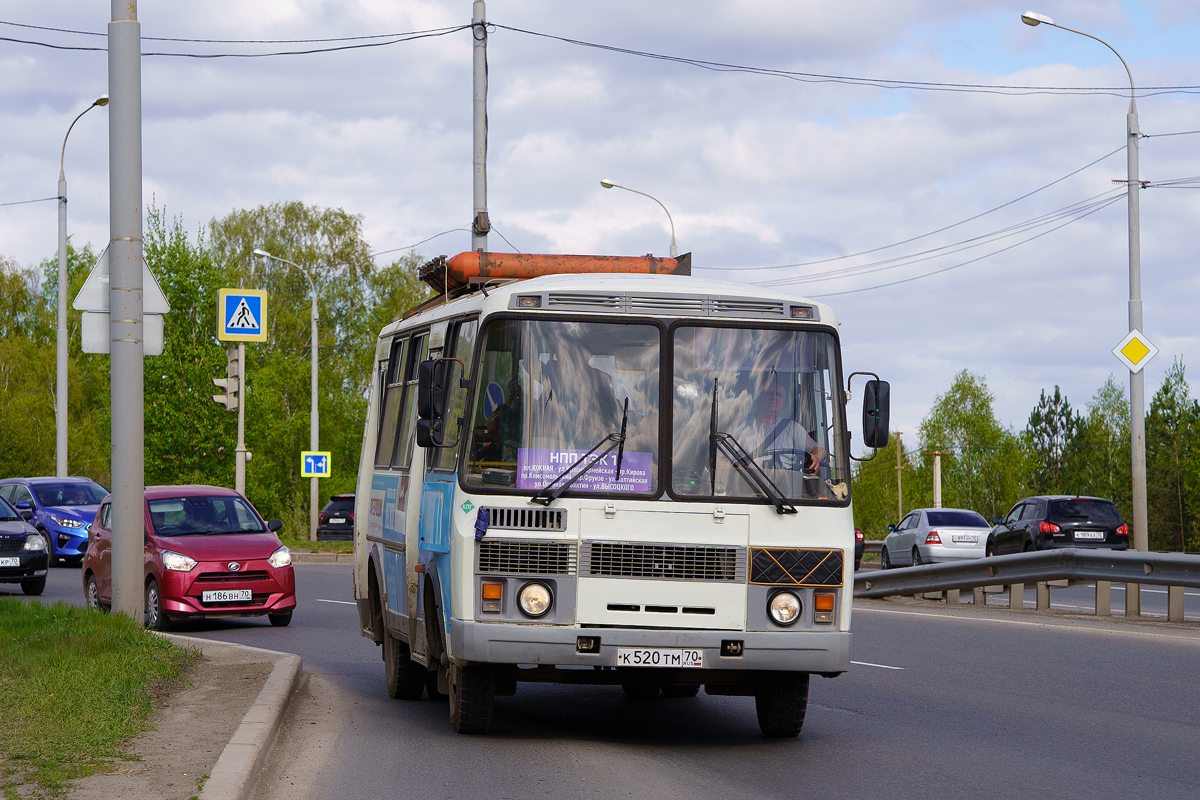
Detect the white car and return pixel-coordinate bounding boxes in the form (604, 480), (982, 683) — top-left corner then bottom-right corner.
(880, 508), (991, 569)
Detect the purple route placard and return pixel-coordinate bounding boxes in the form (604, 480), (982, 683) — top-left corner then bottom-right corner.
(517, 448), (653, 493)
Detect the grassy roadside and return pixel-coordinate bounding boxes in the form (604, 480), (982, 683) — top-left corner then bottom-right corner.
(279, 535), (353, 554)
(0, 600), (197, 799)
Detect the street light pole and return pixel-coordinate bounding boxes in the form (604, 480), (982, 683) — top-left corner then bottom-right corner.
(600, 179), (678, 257)
(56, 95), (108, 477)
(1022, 12), (1145, 615)
(254, 249), (320, 541)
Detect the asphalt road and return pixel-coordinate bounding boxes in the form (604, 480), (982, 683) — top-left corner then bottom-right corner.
(15, 564), (1200, 799)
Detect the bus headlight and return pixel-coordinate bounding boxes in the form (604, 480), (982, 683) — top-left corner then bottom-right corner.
(768, 591), (801, 626)
(518, 582), (551, 618)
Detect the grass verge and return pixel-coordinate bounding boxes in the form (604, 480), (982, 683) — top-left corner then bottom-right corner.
(279, 535), (353, 554)
(0, 600), (197, 799)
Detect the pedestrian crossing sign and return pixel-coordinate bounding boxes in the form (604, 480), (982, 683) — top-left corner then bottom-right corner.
(218, 289), (268, 342)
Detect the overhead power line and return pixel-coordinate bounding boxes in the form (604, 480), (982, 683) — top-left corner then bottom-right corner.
(700, 145), (1124, 273)
(491, 24), (1200, 98)
(0, 196), (59, 207)
(800, 194), (1123, 297)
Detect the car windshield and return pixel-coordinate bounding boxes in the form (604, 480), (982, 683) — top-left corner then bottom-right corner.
(148, 495), (265, 536)
(1048, 499), (1121, 524)
(671, 325), (847, 504)
(926, 510), (989, 528)
(0, 497), (20, 522)
(33, 481), (108, 507)
(462, 318), (661, 495)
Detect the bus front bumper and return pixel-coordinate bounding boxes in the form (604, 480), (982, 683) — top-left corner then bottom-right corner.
(450, 619), (850, 674)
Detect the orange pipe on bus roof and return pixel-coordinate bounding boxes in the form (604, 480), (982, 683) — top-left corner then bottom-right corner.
(445, 251), (689, 282)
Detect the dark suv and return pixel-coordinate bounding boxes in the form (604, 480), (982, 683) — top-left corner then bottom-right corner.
(986, 495), (1128, 556)
(317, 494), (355, 541)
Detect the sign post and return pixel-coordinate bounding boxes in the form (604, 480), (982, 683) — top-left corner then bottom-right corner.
(218, 289), (268, 495)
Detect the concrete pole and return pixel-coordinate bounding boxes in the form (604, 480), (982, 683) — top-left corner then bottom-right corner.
(107, 0), (144, 621)
(56, 177), (68, 477)
(471, 0), (489, 252)
(1125, 99), (1145, 617)
(309, 288), (319, 541)
(933, 453), (942, 509)
(236, 343), (247, 496)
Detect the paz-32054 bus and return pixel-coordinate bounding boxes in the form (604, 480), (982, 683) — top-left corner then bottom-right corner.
(352, 251), (889, 737)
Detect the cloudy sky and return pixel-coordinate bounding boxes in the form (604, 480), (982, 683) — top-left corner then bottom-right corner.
(3, 1), (1198, 444)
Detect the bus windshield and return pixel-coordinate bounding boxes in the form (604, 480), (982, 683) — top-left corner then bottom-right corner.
(463, 319), (661, 495)
(671, 325), (847, 504)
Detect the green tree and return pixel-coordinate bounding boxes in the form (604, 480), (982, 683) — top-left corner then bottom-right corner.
(919, 370), (1028, 520)
(1074, 375), (1131, 520)
(1146, 358), (1199, 552)
(1024, 386), (1081, 495)
(850, 432), (927, 538)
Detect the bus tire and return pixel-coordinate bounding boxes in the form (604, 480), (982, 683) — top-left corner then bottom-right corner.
(384, 627), (427, 700)
(754, 672), (809, 738)
(449, 663), (495, 734)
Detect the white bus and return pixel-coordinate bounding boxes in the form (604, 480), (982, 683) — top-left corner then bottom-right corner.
(352, 251), (889, 736)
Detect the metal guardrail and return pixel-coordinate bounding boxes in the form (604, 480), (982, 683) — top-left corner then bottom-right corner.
(864, 541), (883, 556)
(854, 548), (1200, 622)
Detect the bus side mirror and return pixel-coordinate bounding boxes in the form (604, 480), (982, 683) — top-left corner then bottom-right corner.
(862, 379), (890, 449)
(417, 358), (462, 448)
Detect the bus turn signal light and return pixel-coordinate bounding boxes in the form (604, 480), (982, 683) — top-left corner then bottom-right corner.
(814, 594), (835, 611)
(482, 582), (502, 613)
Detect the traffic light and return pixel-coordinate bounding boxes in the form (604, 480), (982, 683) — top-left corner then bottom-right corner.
(212, 346), (240, 411)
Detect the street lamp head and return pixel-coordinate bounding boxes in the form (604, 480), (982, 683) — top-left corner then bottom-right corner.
(93, 95), (109, 107)
(252, 248), (273, 259)
(1021, 11), (1054, 26)
(600, 179), (617, 189)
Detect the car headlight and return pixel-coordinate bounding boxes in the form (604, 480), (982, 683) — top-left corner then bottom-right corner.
(51, 515), (85, 529)
(161, 550), (197, 572)
(768, 591), (802, 626)
(268, 546), (292, 569)
(24, 534), (47, 551)
(517, 582), (552, 618)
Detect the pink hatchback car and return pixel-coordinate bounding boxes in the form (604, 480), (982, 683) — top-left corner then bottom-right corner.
(82, 485), (296, 629)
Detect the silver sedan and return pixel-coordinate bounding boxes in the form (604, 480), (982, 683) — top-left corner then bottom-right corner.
(880, 508), (991, 569)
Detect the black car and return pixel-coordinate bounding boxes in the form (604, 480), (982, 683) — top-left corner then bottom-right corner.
(0, 495), (49, 595)
(317, 494), (355, 541)
(986, 495), (1129, 556)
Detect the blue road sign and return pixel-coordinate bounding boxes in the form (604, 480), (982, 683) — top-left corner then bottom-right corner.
(218, 288), (268, 342)
(301, 451), (331, 478)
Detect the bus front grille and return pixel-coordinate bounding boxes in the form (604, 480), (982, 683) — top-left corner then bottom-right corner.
(580, 541), (746, 582)
(483, 506), (567, 532)
(477, 540), (577, 576)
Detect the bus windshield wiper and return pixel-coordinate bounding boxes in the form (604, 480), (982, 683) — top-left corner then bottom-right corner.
(530, 398), (629, 506)
(709, 377), (797, 515)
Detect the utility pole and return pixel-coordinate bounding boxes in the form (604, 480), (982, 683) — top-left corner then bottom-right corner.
(471, 0), (489, 252)
(926, 451), (952, 508)
(108, 0), (144, 621)
(894, 432), (903, 522)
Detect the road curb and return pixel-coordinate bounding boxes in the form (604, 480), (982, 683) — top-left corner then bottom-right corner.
(290, 552), (353, 564)
(155, 633), (303, 800)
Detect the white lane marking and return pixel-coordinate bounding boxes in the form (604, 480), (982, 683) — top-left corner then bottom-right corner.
(316, 598), (357, 605)
(851, 660), (904, 670)
(854, 606), (1200, 643)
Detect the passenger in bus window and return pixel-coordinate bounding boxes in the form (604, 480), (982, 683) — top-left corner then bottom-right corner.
(485, 378), (523, 462)
(730, 372), (828, 471)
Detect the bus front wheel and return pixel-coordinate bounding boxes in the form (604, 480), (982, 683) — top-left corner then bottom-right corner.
(449, 663), (496, 734)
(754, 672), (810, 738)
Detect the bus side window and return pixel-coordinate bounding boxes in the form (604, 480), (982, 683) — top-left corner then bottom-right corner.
(374, 338), (406, 468)
(392, 332), (429, 469)
(433, 318), (479, 471)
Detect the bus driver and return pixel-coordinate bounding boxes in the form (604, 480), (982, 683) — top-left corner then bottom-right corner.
(730, 371), (828, 472)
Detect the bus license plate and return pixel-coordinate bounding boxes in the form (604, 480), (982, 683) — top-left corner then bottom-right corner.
(202, 589), (252, 603)
(615, 648), (703, 668)
(0, 557), (19, 567)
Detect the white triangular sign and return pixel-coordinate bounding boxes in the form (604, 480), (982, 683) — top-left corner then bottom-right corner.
(72, 245), (171, 314)
(226, 298), (260, 330)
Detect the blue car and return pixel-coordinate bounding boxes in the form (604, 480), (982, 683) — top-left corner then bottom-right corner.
(0, 477), (109, 566)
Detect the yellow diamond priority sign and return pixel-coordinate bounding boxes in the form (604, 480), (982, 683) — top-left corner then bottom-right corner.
(1112, 329), (1158, 373)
